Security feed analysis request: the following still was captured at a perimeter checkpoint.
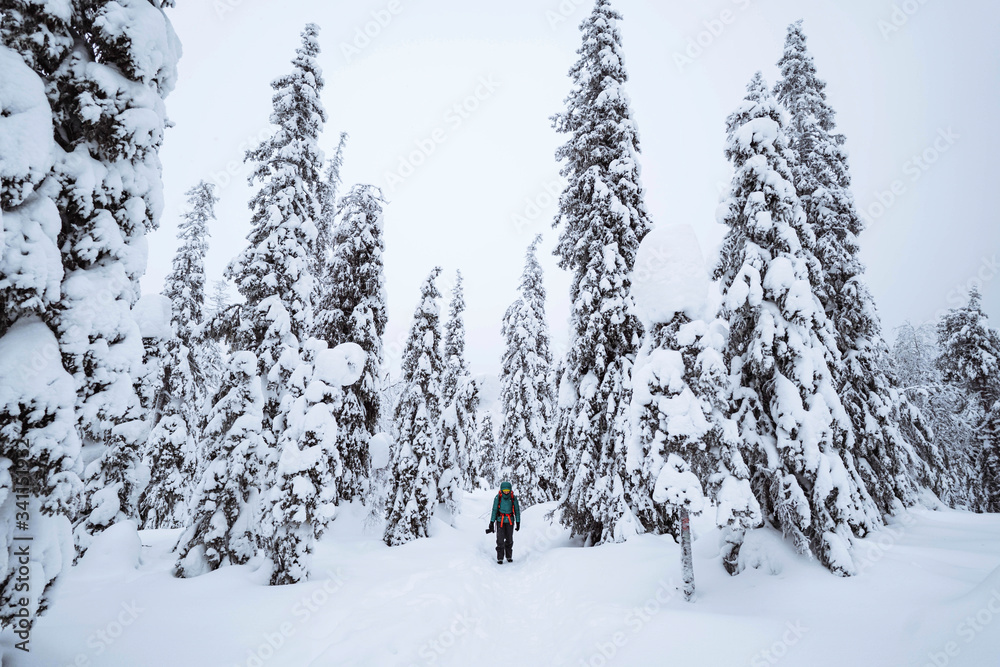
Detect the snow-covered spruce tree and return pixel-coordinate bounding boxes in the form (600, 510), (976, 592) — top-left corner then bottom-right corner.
(266, 340), (366, 584)
(313, 131), (349, 281)
(936, 287), (1000, 409)
(628, 226), (761, 575)
(439, 271), (478, 518)
(715, 73), (880, 575)
(889, 323), (960, 503)
(0, 1), (181, 555)
(1, 1), (177, 627)
(891, 322), (976, 508)
(0, 58), (81, 619)
(384, 269), (444, 546)
(499, 237), (557, 504)
(981, 402), (1000, 513)
(164, 182), (216, 355)
(551, 0), (653, 545)
(162, 180), (218, 404)
(175, 352), (264, 577)
(224, 22), (326, 413)
(212, 24), (326, 564)
(138, 182), (218, 529)
(471, 412), (500, 490)
(774, 21), (919, 516)
(936, 287), (1000, 511)
(312, 184), (387, 501)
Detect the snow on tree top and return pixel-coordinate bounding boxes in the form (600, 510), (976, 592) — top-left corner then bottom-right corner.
(315, 342), (367, 387)
(630, 224), (710, 327)
(133, 294), (174, 340)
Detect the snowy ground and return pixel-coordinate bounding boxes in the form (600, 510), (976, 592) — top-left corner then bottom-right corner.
(4, 492), (1000, 667)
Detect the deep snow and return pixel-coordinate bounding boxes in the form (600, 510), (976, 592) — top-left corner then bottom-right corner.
(5, 492), (1000, 667)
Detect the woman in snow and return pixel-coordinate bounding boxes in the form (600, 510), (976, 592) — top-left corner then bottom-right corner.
(485, 481), (521, 564)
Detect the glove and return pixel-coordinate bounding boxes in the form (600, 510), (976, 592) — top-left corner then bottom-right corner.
(516, 522), (520, 532)
(485, 522), (494, 534)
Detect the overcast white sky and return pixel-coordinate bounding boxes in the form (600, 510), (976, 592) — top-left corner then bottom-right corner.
(148, 0), (1000, 376)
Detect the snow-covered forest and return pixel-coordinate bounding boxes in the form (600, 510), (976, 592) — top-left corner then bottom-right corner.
(1, 1), (999, 665)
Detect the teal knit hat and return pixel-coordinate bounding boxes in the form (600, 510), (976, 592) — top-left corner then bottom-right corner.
(500, 481), (512, 492)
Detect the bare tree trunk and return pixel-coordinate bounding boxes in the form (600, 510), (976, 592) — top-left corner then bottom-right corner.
(681, 508), (695, 602)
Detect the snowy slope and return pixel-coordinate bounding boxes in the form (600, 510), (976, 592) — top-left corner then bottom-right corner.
(5, 494), (1000, 666)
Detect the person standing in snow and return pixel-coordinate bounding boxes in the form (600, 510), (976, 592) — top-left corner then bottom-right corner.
(485, 481), (520, 564)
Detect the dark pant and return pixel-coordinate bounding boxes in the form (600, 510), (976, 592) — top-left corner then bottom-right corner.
(495, 520), (514, 560)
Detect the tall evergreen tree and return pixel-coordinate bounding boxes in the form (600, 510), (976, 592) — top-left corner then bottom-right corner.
(384, 269), (444, 546)
(222, 22), (326, 412)
(314, 131), (349, 280)
(471, 412), (500, 490)
(164, 182), (216, 348)
(981, 402), (1000, 513)
(936, 287), (1000, 409)
(440, 271), (477, 518)
(210, 24), (327, 580)
(140, 182), (218, 528)
(550, 0), (653, 545)
(166, 180), (217, 405)
(936, 287), (1000, 511)
(715, 73), (878, 575)
(312, 184), (387, 501)
(891, 322), (970, 508)
(499, 237), (556, 504)
(1, 0), (178, 625)
(0, 0), (181, 559)
(774, 20), (918, 517)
